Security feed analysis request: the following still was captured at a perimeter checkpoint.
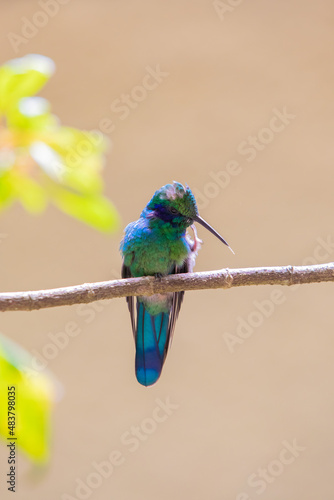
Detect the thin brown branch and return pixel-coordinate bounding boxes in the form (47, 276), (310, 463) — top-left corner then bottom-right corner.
(0, 262), (333, 312)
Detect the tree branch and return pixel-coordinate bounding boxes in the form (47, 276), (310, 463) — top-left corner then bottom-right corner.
(0, 262), (333, 312)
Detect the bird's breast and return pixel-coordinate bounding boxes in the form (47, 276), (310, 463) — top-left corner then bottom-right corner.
(128, 232), (189, 277)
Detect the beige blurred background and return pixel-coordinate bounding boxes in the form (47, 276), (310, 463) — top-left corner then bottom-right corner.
(1, 1), (334, 499)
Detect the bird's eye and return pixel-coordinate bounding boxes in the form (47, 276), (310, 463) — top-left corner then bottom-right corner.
(169, 207), (178, 215)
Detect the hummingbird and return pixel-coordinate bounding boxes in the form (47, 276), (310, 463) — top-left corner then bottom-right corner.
(120, 181), (233, 386)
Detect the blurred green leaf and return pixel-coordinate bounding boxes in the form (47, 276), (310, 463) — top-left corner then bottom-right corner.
(0, 55), (55, 114)
(7, 97), (57, 132)
(9, 172), (47, 213)
(50, 185), (120, 232)
(30, 141), (65, 182)
(0, 54), (119, 232)
(49, 127), (108, 168)
(0, 334), (57, 464)
(0, 173), (14, 212)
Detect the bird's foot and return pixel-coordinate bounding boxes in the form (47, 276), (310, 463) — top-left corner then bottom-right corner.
(189, 224), (203, 252)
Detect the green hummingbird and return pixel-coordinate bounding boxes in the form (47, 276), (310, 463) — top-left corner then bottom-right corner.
(120, 181), (233, 386)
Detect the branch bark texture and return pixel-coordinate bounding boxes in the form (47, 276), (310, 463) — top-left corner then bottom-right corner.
(0, 263), (333, 312)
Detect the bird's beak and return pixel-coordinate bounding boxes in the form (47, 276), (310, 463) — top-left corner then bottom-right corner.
(193, 215), (235, 254)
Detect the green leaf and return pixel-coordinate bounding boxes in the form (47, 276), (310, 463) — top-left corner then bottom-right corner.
(63, 167), (103, 194)
(48, 127), (108, 164)
(33, 127), (109, 193)
(0, 54), (55, 114)
(50, 186), (120, 232)
(9, 172), (47, 213)
(0, 173), (14, 212)
(0, 334), (57, 463)
(29, 142), (104, 193)
(7, 96), (57, 132)
(0, 54), (120, 232)
(30, 141), (65, 182)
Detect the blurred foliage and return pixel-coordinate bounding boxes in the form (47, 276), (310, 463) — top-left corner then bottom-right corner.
(0, 54), (119, 232)
(0, 334), (58, 464)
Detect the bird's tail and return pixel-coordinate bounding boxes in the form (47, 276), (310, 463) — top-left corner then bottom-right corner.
(135, 300), (170, 386)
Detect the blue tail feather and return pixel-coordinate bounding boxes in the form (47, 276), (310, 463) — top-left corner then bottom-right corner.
(135, 301), (170, 386)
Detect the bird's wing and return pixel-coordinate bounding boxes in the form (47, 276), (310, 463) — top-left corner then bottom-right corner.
(166, 260), (188, 347)
(121, 262), (136, 337)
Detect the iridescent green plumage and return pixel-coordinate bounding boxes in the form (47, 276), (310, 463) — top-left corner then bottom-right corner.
(120, 181), (232, 386)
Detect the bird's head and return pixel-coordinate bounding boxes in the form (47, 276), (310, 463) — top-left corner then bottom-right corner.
(145, 181), (234, 253)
